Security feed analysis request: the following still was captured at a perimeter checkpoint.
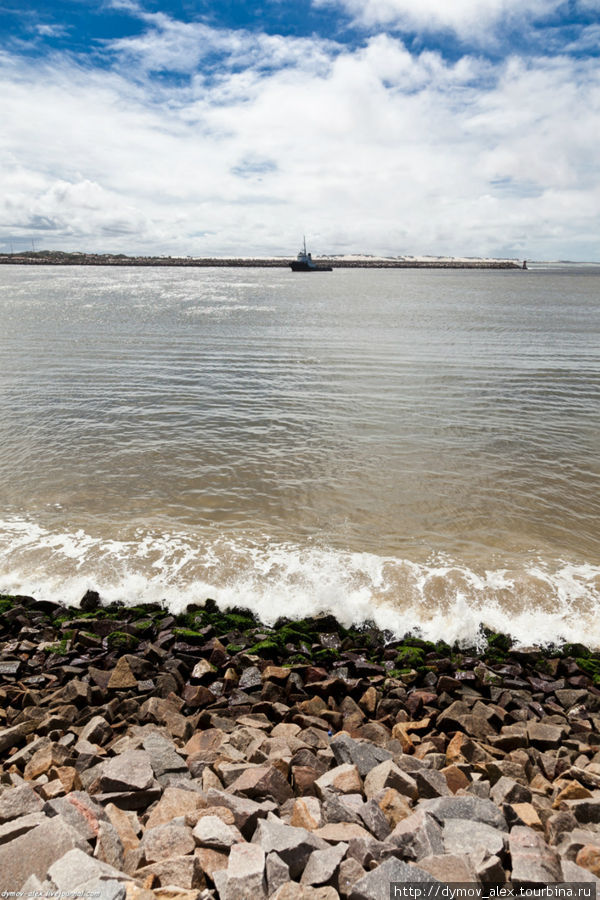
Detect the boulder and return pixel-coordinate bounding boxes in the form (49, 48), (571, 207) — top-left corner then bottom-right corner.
(388, 810), (444, 861)
(301, 842), (348, 885)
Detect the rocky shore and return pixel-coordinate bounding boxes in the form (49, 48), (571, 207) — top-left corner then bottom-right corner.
(1, 591), (600, 899)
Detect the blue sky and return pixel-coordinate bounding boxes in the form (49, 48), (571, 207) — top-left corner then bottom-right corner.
(1, 0), (599, 258)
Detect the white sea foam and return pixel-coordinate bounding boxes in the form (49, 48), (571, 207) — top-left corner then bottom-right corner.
(1, 516), (599, 648)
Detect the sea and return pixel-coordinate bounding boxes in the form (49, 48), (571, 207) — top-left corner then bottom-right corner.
(0, 263), (598, 647)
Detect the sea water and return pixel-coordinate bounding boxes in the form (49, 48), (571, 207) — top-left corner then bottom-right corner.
(0, 263), (598, 645)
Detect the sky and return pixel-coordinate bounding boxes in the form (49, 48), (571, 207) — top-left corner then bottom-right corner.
(0, 0), (599, 259)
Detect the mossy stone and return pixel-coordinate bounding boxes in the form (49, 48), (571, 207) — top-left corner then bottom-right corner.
(106, 631), (139, 652)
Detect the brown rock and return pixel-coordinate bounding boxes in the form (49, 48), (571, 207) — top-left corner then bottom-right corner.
(145, 787), (206, 829)
(229, 764), (294, 804)
(377, 788), (412, 828)
(575, 846), (600, 878)
(442, 765), (470, 794)
(135, 855), (204, 890)
(291, 797), (323, 831)
(108, 657), (138, 690)
(140, 823), (196, 863)
(183, 728), (225, 757)
(195, 846), (229, 879)
(24, 742), (70, 780)
(105, 803), (141, 853)
(315, 764), (363, 799)
(509, 803), (544, 831)
(553, 782), (593, 807)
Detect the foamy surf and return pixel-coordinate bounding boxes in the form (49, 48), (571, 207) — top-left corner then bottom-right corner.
(1, 516), (599, 649)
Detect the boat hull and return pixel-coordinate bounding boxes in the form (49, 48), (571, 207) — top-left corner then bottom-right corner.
(290, 262), (332, 272)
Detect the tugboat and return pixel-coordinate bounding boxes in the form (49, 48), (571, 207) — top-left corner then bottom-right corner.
(290, 237), (332, 272)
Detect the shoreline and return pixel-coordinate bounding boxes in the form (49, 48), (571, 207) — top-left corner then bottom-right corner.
(0, 252), (524, 270)
(1, 591), (599, 895)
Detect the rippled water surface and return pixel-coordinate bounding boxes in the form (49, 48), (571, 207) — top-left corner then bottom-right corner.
(0, 264), (599, 644)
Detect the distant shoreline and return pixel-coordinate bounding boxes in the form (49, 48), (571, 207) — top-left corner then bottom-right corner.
(0, 251), (523, 270)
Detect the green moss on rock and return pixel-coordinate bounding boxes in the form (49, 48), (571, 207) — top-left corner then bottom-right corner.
(106, 631), (139, 652)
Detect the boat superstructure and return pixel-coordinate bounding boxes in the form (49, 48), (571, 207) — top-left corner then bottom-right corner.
(290, 237), (332, 272)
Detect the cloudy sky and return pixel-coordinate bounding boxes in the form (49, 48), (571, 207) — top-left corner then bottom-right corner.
(1, 0), (599, 259)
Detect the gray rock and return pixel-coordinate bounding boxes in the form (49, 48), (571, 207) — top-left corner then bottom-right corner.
(337, 858), (366, 898)
(301, 842), (348, 885)
(0, 817), (90, 890)
(223, 842), (267, 900)
(44, 792), (107, 840)
(0, 784), (44, 823)
(192, 815), (243, 851)
(93, 820), (125, 870)
(418, 795), (508, 831)
(0, 721), (37, 755)
(470, 849), (507, 883)
(388, 810), (444, 861)
(330, 735), (392, 777)
(509, 826), (563, 886)
(349, 858), (441, 900)
(79, 715), (112, 746)
(47, 847), (130, 890)
(323, 793), (363, 826)
(364, 760), (418, 801)
(139, 822), (196, 862)
(266, 852), (290, 896)
(93, 750), (155, 793)
(413, 769), (452, 799)
(490, 776), (532, 806)
(142, 731), (189, 780)
(357, 799), (391, 841)
(556, 828), (600, 861)
(0, 812), (46, 845)
(206, 788), (276, 838)
(417, 853), (479, 882)
(443, 818), (507, 858)
(561, 860), (600, 884)
(526, 722), (565, 749)
(567, 799), (600, 825)
(252, 818), (329, 878)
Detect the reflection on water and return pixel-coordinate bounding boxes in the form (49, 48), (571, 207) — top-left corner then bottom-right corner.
(0, 264), (599, 642)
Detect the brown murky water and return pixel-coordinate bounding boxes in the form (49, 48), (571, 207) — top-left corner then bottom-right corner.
(0, 264), (598, 644)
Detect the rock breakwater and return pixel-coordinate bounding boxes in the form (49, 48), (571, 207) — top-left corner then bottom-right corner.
(1, 592), (599, 897)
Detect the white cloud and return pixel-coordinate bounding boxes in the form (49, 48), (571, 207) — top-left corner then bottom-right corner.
(312, 0), (567, 39)
(0, 21), (599, 260)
